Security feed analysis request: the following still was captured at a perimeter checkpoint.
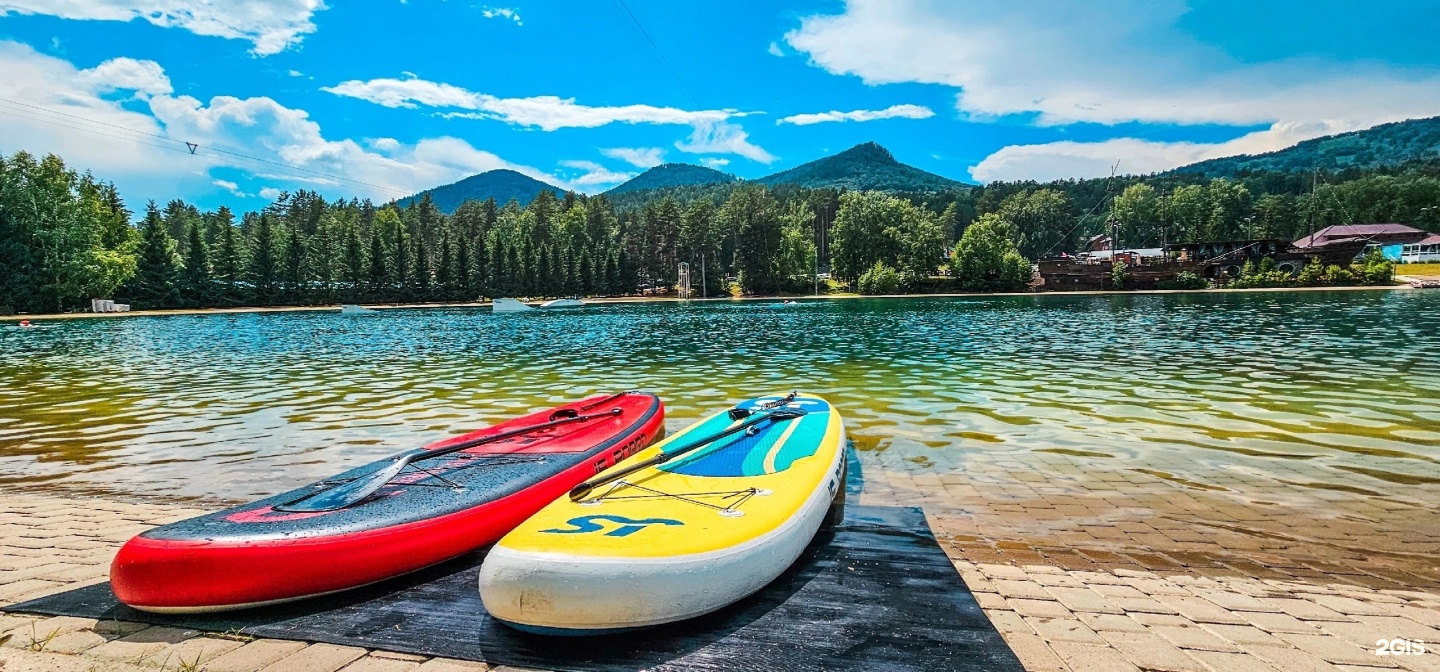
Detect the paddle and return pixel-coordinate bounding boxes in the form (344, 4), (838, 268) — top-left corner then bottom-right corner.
(568, 398), (806, 502)
(279, 407), (623, 512)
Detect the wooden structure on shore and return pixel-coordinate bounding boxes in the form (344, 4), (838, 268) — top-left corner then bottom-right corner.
(1038, 237), (1370, 291)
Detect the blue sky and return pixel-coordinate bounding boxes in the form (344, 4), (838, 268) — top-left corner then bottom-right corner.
(2, 0), (1439, 212)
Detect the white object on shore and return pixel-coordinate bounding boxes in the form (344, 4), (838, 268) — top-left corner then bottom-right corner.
(492, 298), (535, 313)
(340, 304), (378, 315)
(91, 299), (130, 313)
(538, 298), (584, 310)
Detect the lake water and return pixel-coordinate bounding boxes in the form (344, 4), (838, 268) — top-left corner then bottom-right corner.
(2, 291), (1438, 505)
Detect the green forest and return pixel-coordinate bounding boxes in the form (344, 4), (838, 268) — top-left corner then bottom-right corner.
(3, 148), (1440, 314)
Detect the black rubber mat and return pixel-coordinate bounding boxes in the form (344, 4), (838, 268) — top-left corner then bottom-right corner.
(10, 503), (1020, 671)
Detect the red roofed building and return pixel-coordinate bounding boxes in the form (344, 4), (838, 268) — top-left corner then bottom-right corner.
(1293, 223), (1428, 249)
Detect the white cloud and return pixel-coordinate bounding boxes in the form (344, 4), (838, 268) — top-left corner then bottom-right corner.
(287, 69), (304, 77)
(560, 160), (634, 187)
(480, 6), (521, 25)
(969, 121), (1348, 182)
(675, 120), (775, 164)
(0, 41), (567, 203)
(768, 41), (784, 57)
(787, 0), (1440, 180)
(74, 57), (173, 98)
(777, 103), (933, 126)
(322, 76), (736, 131)
(700, 157), (730, 168)
(0, 0), (326, 56)
(212, 178), (249, 197)
(601, 147), (664, 168)
(258, 186), (284, 200)
(324, 75), (776, 163)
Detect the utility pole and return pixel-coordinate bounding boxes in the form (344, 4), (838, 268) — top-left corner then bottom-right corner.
(701, 253), (706, 298)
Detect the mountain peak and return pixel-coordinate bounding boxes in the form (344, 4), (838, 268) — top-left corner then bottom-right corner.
(402, 169), (561, 213)
(755, 141), (961, 191)
(605, 162), (737, 195)
(834, 142), (898, 164)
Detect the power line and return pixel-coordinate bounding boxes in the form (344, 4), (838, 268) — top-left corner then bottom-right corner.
(0, 97), (412, 198)
(609, 0), (701, 109)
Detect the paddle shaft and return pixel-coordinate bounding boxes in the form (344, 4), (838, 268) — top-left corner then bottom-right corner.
(568, 406), (803, 501)
(404, 408), (622, 465)
(279, 407), (622, 512)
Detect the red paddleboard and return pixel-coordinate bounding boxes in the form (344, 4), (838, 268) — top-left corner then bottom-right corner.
(111, 392), (663, 613)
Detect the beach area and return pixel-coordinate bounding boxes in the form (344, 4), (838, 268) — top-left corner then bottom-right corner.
(3, 290), (1439, 670)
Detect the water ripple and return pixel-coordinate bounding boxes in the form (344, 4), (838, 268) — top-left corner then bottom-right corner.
(1, 290), (1438, 504)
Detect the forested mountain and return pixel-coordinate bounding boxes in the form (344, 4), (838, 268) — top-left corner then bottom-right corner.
(606, 163), (736, 195)
(1173, 116), (1440, 177)
(402, 169), (561, 214)
(756, 142), (965, 191)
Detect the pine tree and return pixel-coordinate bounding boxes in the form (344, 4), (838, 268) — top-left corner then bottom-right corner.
(506, 242), (521, 296)
(181, 219), (210, 307)
(124, 201), (181, 309)
(367, 225), (386, 298)
(213, 216), (241, 305)
(605, 253), (621, 296)
(579, 249), (594, 296)
(536, 244), (552, 298)
(97, 183), (134, 251)
(248, 212), (278, 304)
(344, 223), (365, 301)
(489, 235), (506, 297)
(436, 230), (454, 300)
(411, 233), (431, 297)
(390, 218), (410, 299)
(283, 225), (305, 305)
(455, 231), (471, 298)
(472, 232), (488, 298)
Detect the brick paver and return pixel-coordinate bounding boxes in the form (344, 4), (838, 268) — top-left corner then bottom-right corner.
(1, 473), (1438, 672)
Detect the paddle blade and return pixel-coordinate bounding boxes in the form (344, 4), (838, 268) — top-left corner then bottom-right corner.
(568, 481), (594, 501)
(277, 457), (410, 512)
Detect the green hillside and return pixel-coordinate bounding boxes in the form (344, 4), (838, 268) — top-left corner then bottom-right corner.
(755, 142), (965, 191)
(606, 163), (736, 195)
(1173, 116), (1440, 177)
(401, 169), (561, 213)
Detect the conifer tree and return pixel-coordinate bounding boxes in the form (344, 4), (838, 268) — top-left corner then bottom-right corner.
(124, 201), (181, 309)
(367, 225), (386, 298)
(248, 212), (279, 304)
(283, 224), (305, 305)
(182, 219), (210, 307)
(411, 233), (431, 296)
(436, 230), (454, 300)
(343, 223), (365, 301)
(472, 232), (488, 298)
(536, 244), (552, 298)
(455, 231), (471, 298)
(213, 215), (241, 305)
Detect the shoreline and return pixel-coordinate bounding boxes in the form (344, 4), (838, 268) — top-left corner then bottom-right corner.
(0, 283), (1420, 323)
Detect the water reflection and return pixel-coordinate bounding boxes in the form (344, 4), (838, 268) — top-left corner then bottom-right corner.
(1, 290), (1437, 504)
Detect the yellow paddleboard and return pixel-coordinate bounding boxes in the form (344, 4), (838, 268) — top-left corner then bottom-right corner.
(479, 393), (846, 634)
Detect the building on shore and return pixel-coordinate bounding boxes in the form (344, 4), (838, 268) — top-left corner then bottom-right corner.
(1292, 223), (1429, 250)
(1038, 234), (1373, 291)
(1392, 234), (1440, 265)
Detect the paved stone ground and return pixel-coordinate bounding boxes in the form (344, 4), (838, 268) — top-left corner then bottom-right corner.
(3, 462), (1439, 672)
(862, 448), (1440, 672)
(0, 495), (504, 672)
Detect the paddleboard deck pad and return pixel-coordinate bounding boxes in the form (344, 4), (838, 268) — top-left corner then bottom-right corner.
(481, 393), (847, 633)
(13, 505), (1025, 672)
(110, 391), (664, 613)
